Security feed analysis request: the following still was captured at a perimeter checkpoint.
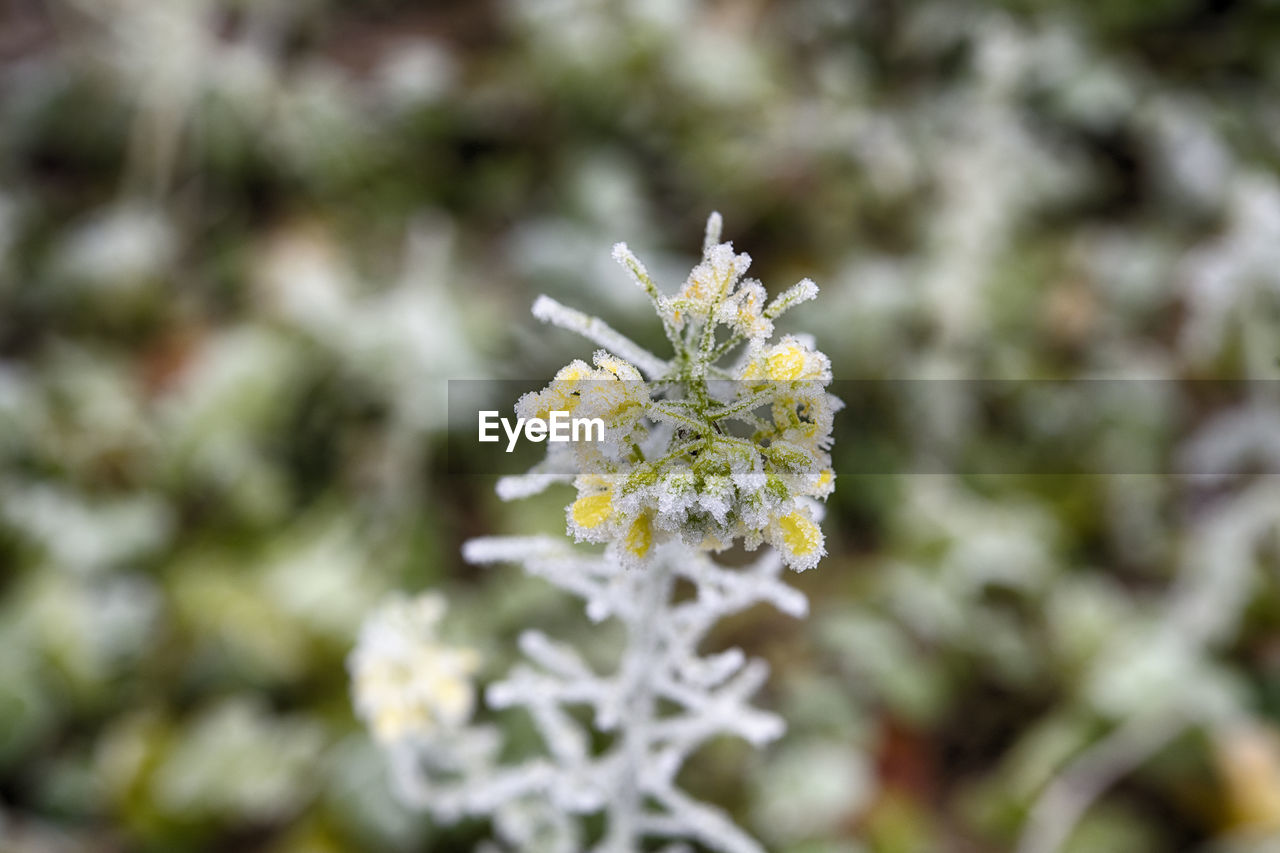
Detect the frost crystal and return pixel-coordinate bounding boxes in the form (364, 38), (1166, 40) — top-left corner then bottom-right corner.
(351, 215), (838, 852)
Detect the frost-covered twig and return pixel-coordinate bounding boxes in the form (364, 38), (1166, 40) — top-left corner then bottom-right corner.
(532, 295), (670, 379)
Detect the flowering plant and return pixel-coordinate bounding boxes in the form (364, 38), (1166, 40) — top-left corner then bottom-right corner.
(350, 214), (839, 852)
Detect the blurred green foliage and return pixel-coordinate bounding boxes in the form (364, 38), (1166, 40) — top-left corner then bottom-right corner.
(1, 0), (1279, 851)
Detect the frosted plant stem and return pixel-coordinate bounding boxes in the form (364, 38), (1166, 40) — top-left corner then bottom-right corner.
(532, 295), (670, 379)
(1015, 711), (1185, 853)
(603, 556), (675, 853)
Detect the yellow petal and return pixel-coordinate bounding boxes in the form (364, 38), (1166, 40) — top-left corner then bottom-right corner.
(766, 345), (808, 381)
(625, 514), (652, 558)
(571, 493), (614, 528)
(778, 511), (820, 556)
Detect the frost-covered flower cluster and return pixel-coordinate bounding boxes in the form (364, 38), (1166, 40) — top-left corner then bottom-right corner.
(518, 213), (840, 572)
(350, 216), (836, 852)
(349, 593), (481, 744)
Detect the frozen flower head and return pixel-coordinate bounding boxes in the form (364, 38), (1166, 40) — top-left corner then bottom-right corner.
(348, 593), (481, 743)
(515, 213), (841, 571)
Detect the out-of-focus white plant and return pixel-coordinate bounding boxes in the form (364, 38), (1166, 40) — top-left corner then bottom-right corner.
(351, 214), (839, 851)
(750, 737), (873, 848)
(254, 215), (483, 513)
(51, 203), (176, 293)
(1018, 396), (1280, 853)
(0, 483), (171, 577)
(9, 570), (160, 687)
(1179, 175), (1280, 371)
(64, 0), (459, 195)
(260, 517), (387, 643)
(1018, 480), (1280, 853)
(255, 216), (478, 436)
(154, 327), (303, 519)
(373, 38), (457, 111)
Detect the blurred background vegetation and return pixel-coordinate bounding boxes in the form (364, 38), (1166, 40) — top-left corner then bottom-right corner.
(2, 0), (1280, 851)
